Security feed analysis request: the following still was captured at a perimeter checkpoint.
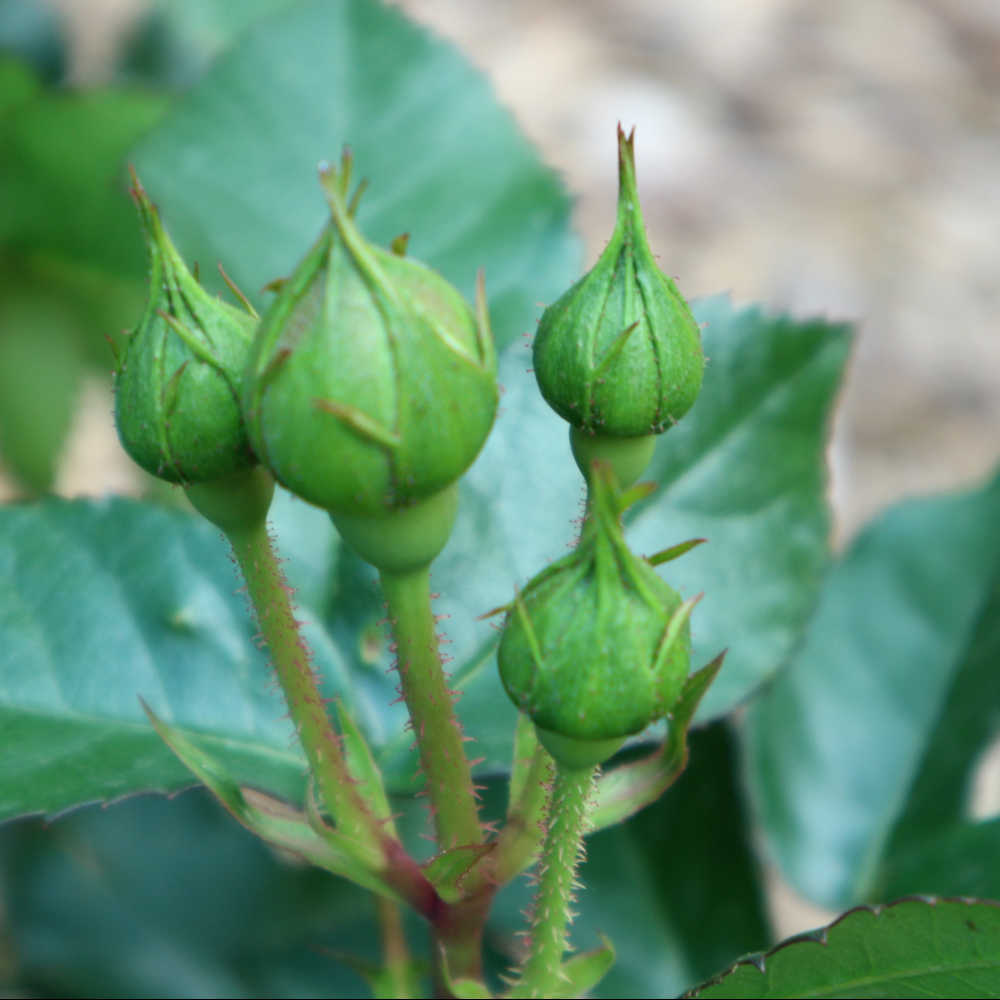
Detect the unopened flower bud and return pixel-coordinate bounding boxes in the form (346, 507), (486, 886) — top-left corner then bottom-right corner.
(497, 463), (696, 770)
(243, 152), (498, 523)
(114, 171), (257, 483)
(532, 126), (704, 486)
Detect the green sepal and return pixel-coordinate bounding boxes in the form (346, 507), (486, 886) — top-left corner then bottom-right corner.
(589, 650), (726, 831)
(440, 958), (494, 1000)
(647, 537), (707, 566)
(421, 843), (495, 903)
(549, 934), (616, 999)
(334, 700), (398, 837)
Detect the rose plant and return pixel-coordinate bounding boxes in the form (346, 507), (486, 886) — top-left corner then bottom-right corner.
(1, 2), (999, 998)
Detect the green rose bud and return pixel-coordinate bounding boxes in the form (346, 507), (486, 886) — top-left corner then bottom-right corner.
(242, 152), (498, 529)
(532, 126), (705, 487)
(497, 462), (697, 770)
(114, 170), (257, 484)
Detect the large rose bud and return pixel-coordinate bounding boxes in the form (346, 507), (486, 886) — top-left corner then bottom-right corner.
(497, 462), (698, 770)
(532, 126), (705, 487)
(242, 152), (498, 529)
(114, 171), (257, 484)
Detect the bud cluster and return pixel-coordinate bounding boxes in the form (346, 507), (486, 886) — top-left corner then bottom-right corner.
(116, 153), (498, 560)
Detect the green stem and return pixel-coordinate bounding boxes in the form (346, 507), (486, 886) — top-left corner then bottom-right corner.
(376, 897), (416, 999)
(495, 742), (553, 885)
(380, 566), (483, 850)
(515, 763), (596, 998)
(225, 518), (370, 843)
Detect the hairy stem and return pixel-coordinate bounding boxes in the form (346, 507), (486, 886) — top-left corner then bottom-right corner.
(515, 763), (596, 998)
(380, 566), (483, 850)
(226, 517), (374, 846)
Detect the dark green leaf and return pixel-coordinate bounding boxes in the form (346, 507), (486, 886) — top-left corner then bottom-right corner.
(688, 898), (1000, 999)
(746, 469), (1000, 908)
(0, 285), (83, 492)
(0, 789), (416, 998)
(0, 498), (321, 819)
(878, 571), (1000, 882)
(882, 819), (1000, 902)
(0, 55), (39, 116)
(0, 89), (167, 277)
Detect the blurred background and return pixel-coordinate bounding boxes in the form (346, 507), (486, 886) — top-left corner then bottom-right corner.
(2, 0), (998, 547)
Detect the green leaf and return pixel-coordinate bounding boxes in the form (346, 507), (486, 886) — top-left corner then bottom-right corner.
(0, 56), (40, 116)
(117, 0), (297, 89)
(882, 819), (1000, 902)
(687, 898), (1000, 999)
(746, 469), (1000, 908)
(0, 0), (847, 819)
(876, 572), (1000, 898)
(0, 285), (83, 493)
(486, 723), (768, 999)
(0, 89), (167, 277)
(634, 298), (850, 719)
(0, 498), (318, 819)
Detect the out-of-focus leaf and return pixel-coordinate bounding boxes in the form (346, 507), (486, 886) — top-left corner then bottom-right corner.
(688, 898), (1000, 999)
(0, 286), (83, 493)
(0, 89), (167, 277)
(632, 297), (849, 719)
(0, 55), (39, 115)
(0, 789), (419, 998)
(117, 0), (296, 89)
(882, 818), (1000, 901)
(0, 0), (66, 84)
(747, 469), (1000, 908)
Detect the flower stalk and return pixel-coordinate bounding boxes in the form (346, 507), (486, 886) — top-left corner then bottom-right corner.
(513, 763), (596, 998)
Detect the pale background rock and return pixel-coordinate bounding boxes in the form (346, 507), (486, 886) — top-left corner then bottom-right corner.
(16, 0), (1000, 941)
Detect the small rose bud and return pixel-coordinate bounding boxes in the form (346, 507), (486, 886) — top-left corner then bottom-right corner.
(532, 126), (704, 486)
(114, 171), (257, 484)
(242, 151), (498, 521)
(497, 462), (697, 770)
